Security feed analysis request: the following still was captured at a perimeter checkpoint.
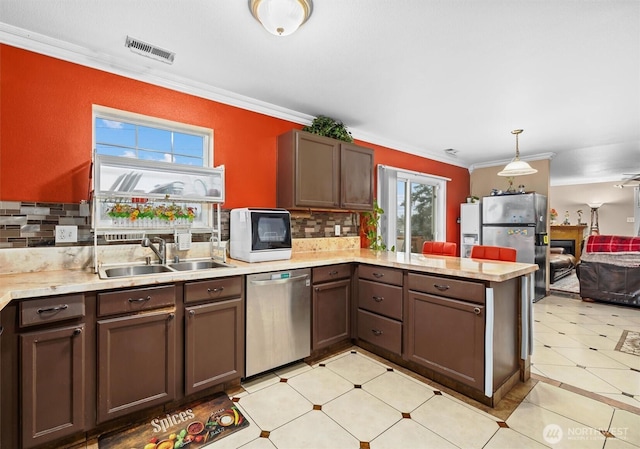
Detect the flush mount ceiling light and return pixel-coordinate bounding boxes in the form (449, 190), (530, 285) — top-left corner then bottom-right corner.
(250, 0), (313, 36)
(497, 129), (538, 177)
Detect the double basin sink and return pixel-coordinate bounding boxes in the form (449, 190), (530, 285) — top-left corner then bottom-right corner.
(99, 260), (235, 279)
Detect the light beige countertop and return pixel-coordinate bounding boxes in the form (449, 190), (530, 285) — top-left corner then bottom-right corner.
(0, 248), (537, 311)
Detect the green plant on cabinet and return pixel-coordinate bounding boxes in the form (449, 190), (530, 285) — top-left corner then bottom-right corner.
(302, 115), (354, 143)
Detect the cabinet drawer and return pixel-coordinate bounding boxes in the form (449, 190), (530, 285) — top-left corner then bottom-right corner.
(313, 264), (351, 283)
(359, 265), (403, 286)
(98, 285), (175, 316)
(408, 273), (485, 304)
(358, 279), (402, 320)
(357, 309), (402, 354)
(20, 294), (85, 328)
(184, 276), (242, 304)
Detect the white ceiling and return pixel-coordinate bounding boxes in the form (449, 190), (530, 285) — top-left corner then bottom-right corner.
(1, 0), (639, 186)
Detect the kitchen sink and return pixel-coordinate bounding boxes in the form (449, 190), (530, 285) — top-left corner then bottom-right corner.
(101, 264), (175, 278)
(99, 259), (235, 279)
(168, 260), (234, 271)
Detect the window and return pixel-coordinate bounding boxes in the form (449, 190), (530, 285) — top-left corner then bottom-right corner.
(377, 165), (449, 254)
(93, 106), (212, 166)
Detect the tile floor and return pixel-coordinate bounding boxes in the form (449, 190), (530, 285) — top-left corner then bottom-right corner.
(200, 294), (640, 449)
(532, 294), (640, 409)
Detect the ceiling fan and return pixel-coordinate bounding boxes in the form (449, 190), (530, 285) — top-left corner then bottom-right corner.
(614, 173), (640, 188)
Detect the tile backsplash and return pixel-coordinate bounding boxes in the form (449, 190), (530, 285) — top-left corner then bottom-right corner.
(0, 201), (360, 248)
(0, 201), (91, 248)
(290, 211), (359, 239)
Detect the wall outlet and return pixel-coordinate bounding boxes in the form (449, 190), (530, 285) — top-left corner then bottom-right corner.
(334, 224), (341, 236)
(627, 217), (635, 223)
(55, 225), (78, 243)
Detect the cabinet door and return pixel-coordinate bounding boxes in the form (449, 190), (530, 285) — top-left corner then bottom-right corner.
(97, 310), (176, 423)
(405, 291), (485, 391)
(340, 143), (374, 210)
(312, 278), (351, 350)
(295, 132), (340, 208)
(185, 298), (244, 395)
(21, 324), (85, 448)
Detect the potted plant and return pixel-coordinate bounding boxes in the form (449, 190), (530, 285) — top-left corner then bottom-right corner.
(302, 115), (353, 143)
(361, 199), (394, 251)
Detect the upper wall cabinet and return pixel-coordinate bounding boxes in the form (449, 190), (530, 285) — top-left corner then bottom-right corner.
(277, 130), (374, 211)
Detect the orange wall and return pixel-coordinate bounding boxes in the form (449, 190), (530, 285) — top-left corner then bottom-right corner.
(0, 45), (469, 241)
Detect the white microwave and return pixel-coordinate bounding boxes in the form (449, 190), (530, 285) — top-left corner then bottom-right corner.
(230, 208), (292, 262)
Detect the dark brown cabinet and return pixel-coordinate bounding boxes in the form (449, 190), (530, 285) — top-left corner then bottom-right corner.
(406, 291), (485, 390)
(183, 277), (244, 395)
(277, 129), (374, 210)
(405, 273), (486, 391)
(312, 264), (352, 350)
(18, 294), (87, 449)
(96, 285), (176, 423)
(340, 142), (375, 210)
(356, 265), (403, 355)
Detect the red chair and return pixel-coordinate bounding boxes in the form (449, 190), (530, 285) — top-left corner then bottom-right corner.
(422, 241), (457, 256)
(470, 245), (517, 262)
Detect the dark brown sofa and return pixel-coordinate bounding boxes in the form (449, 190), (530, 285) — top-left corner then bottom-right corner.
(576, 235), (640, 307)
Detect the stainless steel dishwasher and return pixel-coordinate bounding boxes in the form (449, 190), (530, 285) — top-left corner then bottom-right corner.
(245, 268), (311, 377)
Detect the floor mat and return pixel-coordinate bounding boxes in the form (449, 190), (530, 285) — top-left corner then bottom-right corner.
(98, 393), (249, 449)
(615, 330), (640, 357)
(549, 271), (579, 294)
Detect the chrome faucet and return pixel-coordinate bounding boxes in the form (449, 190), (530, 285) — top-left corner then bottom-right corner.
(141, 237), (166, 265)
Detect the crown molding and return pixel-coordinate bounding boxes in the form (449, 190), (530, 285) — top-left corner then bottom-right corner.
(468, 152), (556, 173)
(0, 23), (315, 125)
(348, 127), (467, 169)
(0, 22), (472, 171)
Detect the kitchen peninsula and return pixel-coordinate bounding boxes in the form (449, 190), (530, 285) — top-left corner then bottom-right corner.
(0, 244), (537, 449)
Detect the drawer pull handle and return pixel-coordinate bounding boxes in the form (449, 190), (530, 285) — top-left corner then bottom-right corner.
(168, 313), (175, 320)
(37, 304), (68, 314)
(189, 309), (196, 316)
(128, 296), (151, 303)
(207, 287), (224, 293)
(73, 328), (82, 336)
(329, 270), (339, 276)
(372, 272), (384, 278)
(433, 284), (450, 291)
(474, 307), (481, 315)
(372, 296), (384, 302)
(371, 329), (383, 336)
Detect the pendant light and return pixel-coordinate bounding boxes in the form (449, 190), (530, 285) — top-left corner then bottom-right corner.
(497, 129), (538, 177)
(250, 0), (313, 36)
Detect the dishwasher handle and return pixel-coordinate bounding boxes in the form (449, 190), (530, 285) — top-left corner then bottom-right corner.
(249, 273), (309, 286)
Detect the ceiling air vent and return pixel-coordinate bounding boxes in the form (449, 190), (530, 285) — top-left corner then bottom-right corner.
(444, 148), (458, 157)
(125, 36), (175, 64)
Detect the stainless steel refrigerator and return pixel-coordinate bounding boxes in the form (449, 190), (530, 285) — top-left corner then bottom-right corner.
(482, 193), (548, 301)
